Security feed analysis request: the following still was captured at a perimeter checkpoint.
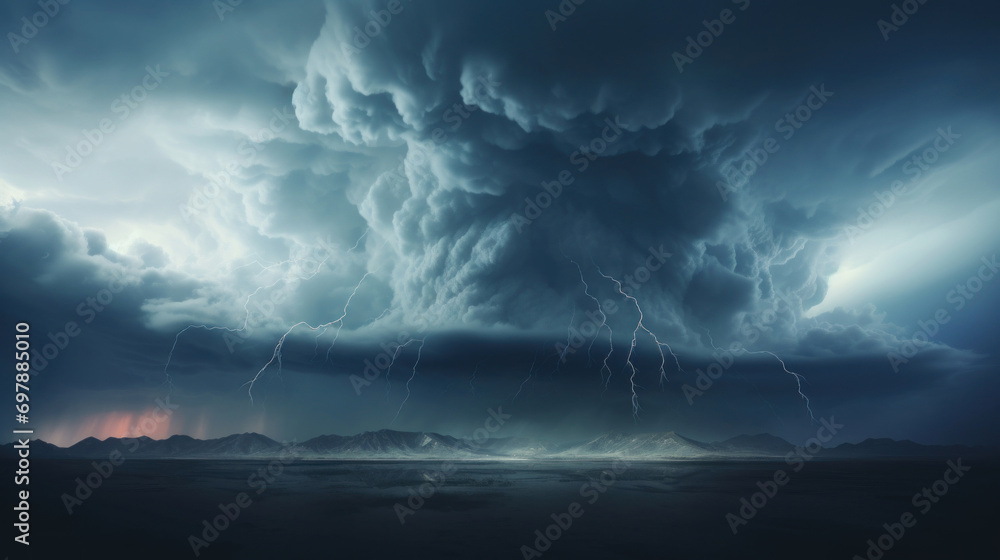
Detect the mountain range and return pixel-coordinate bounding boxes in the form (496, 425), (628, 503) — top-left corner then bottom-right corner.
(4, 429), (995, 460)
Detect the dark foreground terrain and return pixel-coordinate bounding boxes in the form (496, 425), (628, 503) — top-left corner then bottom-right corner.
(15, 458), (999, 559)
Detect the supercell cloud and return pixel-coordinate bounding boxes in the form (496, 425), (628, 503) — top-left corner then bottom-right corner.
(1, 0), (998, 446)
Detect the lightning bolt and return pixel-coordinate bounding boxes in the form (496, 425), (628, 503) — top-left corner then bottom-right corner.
(221, 231), (374, 402)
(595, 264), (683, 420)
(313, 230), (375, 361)
(243, 270), (372, 405)
(310, 328), (329, 362)
(347, 228), (370, 252)
(513, 353), (539, 402)
(323, 272), (372, 362)
(315, 302), (388, 365)
(739, 241), (816, 422)
(597, 267), (644, 419)
(384, 336), (425, 401)
(238, 278), (287, 330)
(232, 257), (298, 279)
(231, 240), (342, 280)
(229, 253), (287, 275)
(164, 229), (381, 406)
(555, 305), (578, 368)
(703, 329), (779, 419)
(469, 362), (480, 397)
(744, 349), (815, 422)
(390, 338), (426, 425)
(566, 256), (614, 384)
(321, 304), (395, 367)
(704, 329), (815, 423)
(163, 253), (333, 391)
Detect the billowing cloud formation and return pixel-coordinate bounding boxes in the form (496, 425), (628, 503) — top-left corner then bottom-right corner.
(0, 0), (998, 444)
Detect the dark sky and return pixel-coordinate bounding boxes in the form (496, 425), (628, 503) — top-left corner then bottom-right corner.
(1, 0), (998, 447)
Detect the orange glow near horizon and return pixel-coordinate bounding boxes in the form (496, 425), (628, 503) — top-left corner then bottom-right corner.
(44, 408), (177, 447)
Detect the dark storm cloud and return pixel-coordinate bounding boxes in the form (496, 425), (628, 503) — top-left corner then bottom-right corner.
(288, 0), (999, 353)
(1, 0), (998, 443)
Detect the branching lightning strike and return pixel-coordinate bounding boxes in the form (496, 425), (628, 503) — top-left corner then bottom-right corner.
(469, 363), (480, 397)
(390, 338), (426, 425)
(163, 253), (333, 392)
(704, 329), (815, 422)
(567, 257), (613, 384)
(512, 353), (539, 402)
(595, 264), (684, 419)
(242, 270), (371, 404)
(384, 337), (426, 401)
(164, 229), (375, 405)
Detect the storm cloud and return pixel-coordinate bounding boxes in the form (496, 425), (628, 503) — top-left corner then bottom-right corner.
(1, 0), (998, 446)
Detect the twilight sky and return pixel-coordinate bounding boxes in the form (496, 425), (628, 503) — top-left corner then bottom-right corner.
(2, 0), (998, 447)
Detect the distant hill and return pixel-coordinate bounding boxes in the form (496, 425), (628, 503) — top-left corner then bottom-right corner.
(711, 433), (797, 457)
(558, 431), (716, 459)
(298, 429), (474, 458)
(823, 438), (983, 458)
(3, 430), (995, 460)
